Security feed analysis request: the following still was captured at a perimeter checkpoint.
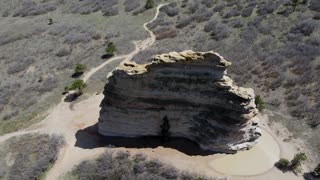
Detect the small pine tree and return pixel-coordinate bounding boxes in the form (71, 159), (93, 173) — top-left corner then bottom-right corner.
(38, 75), (43, 82)
(145, 0), (155, 9)
(255, 95), (265, 112)
(48, 18), (53, 25)
(69, 80), (87, 95)
(313, 163), (320, 178)
(74, 64), (86, 75)
(291, 0), (303, 12)
(291, 152), (307, 172)
(105, 42), (117, 56)
(63, 86), (70, 94)
(275, 158), (290, 170)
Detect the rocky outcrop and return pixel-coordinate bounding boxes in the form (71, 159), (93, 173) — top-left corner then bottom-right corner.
(98, 50), (261, 153)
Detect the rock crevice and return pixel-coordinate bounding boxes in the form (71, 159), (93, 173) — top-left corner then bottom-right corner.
(98, 50), (261, 153)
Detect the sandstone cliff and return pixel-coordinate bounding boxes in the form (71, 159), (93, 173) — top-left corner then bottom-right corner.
(98, 50), (261, 153)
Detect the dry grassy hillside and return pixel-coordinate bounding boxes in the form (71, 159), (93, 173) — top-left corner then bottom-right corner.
(132, 0), (320, 159)
(0, 0), (159, 135)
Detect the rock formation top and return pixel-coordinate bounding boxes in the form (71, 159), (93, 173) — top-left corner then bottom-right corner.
(119, 50), (231, 75)
(99, 50), (261, 153)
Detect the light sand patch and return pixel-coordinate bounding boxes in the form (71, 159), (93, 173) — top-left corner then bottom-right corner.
(5, 152), (15, 166)
(209, 129), (280, 176)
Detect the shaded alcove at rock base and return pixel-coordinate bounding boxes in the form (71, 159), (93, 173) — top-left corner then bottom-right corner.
(75, 124), (220, 156)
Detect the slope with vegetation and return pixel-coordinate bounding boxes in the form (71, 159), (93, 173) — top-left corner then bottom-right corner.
(132, 0), (320, 161)
(0, 0), (162, 135)
(65, 150), (216, 180)
(0, 134), (64, 180)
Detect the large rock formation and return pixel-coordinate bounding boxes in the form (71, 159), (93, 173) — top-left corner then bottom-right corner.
(98, 50), (261, 153)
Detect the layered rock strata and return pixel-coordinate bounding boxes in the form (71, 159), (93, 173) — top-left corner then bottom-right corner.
(98, 50), (261, 153)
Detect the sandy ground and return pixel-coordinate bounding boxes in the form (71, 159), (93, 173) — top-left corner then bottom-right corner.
(0, 3), (311, 180)
(121, 114), (304, 180)
(37, 93), (301, 180)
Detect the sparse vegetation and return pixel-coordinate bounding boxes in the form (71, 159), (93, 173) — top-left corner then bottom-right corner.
(291, 152), (307, 173)
(73, 63), (87, 77)
(0, 0), (152, 131)
(0, 134), (64, 180)
(255, 95), (265, 112)
(12, 1), (57, 17)
(38, 75), (43, 82)
(291, 0), (304, 12)
(67, 150), (214, 180)
(64, 33), (91, 44)
(7, 57), (34, 74)
(161, 3), (179, 17)
(145, 0), (155, 10)
(69, 0), (119, 16)
(105, 42), (117, 56)
(67, 80), (87, 95)
(48, 18), (53, 25)
(275, 158), (290, 170)
(275, 153), (308, 173)
(124, 0), (141, 12)
(135, 2), (320, 159)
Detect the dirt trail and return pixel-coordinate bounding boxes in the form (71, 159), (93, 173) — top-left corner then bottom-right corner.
(83, 3), (167, 83)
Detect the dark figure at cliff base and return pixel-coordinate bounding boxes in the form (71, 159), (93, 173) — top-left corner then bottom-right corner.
(161, 116), (171, 143)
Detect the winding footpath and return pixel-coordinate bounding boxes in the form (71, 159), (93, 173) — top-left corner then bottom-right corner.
(0, 4), (168, 180)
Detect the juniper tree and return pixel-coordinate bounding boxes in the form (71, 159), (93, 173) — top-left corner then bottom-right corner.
(255, 95), (265, 112)
(74, 64), (86, 75)
(145, 0), (155, 9)
(48, 18), (53, 25)
(105, 42), (117, 56)
(69, 80), (87, 95)
(275, 158), (290, 170)
(291, 152), (307, 172)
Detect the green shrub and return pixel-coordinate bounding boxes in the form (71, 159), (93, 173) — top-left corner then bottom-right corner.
(275, 158), (290, 170)
(105, 42), (117, 56)
(74, 63), (86, 75)
(255, 95), (265, 112)
(145, 0), (154, 9)
(291, 0), (304, 12)
(63, 86), (70, 94)
(313, 163), (320, 178)
(48, 18), (53, 25)
(38, 75), (43, 82)
(291, 152), (307, 172)
(69, 80), (87, 95)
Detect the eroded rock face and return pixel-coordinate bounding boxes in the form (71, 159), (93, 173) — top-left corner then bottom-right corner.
(98, 50), (261, 153)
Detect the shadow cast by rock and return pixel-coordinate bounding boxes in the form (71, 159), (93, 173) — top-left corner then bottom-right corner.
(75, 124), (218, 156)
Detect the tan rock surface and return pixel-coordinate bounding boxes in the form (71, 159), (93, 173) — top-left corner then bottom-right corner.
(99, 50), (260, 153)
